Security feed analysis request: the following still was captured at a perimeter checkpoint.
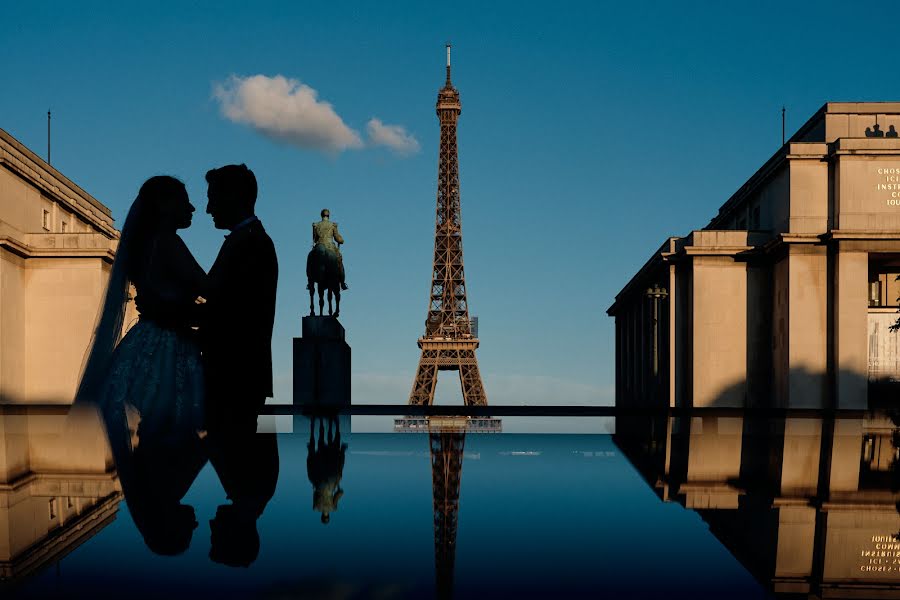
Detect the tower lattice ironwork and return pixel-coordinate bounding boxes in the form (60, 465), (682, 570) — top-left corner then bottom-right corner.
(409, 44), (487, 407)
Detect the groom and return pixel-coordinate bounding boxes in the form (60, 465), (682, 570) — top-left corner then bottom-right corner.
(202, 164), (279, 566)
(202, 164), (279, 431)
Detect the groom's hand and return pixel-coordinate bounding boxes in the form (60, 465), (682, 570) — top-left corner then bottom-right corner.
(135, 291), (205, 329)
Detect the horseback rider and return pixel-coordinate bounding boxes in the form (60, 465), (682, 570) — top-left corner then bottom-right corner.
(309, 208), (348, 291)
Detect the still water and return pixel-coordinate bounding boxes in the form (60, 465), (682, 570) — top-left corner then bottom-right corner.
(4, 409), (900, 599)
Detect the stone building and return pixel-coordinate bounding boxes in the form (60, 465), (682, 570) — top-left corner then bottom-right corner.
(0, 127), (121, 405)
(608, 102), (900, 409)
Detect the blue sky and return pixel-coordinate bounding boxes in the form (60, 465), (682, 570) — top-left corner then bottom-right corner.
(3, 1), (898, 406)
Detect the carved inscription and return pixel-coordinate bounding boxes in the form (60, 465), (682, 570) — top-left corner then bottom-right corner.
(859, 535), (900, 573)
(876, 168), (900, 206)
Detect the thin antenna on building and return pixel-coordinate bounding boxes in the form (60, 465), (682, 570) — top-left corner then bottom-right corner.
(782, 106), (786, 146)
(47, 110), (51, 164)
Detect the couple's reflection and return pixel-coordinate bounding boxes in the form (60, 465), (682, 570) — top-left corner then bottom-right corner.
(119, 414), (206, 556)
(96, 399), (278, 565)
(207, 416), (279, 566)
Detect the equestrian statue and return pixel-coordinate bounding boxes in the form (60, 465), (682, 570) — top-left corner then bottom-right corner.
(306, 208), (348, 317)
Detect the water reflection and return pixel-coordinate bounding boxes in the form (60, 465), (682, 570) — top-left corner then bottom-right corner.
(428, 419), (467, 600)
(86, 389), (280, 567)
(207, 418), (279, 567)
(0, 407), (121, 587)
(1, 405), (794, 598)
(91, 399), (206, 556)
(306, 415), (347, 524)
(616, 411), (900, 598)
(302, 413), (469, 598)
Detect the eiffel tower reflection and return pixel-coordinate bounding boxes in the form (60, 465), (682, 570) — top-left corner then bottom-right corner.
(428, 417), (467, 599)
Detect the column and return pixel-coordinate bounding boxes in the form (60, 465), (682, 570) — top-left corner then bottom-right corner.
(691, 256), (747, 407)
(787, 245), (828, 408)
(834, 249), (868, 409)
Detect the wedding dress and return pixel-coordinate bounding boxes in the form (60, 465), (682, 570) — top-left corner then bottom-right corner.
(76, 196), (206, 448)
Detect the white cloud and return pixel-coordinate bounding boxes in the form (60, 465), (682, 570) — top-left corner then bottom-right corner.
(366, 118), (421, 155)
(213, 74), (363, 153)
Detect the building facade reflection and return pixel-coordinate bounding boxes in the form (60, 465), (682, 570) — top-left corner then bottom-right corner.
(0, 406), (121, 586)
(616, 411), (900, 597)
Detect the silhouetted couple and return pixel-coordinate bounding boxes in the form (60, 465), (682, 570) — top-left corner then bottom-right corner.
(74, 164), (278, 564)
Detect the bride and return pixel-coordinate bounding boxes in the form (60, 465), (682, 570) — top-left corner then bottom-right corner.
(75, 175), (207, 446)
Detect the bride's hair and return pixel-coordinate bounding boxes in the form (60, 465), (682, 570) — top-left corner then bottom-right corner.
(74, 175), (185, 405)
(124, 175), (187, 285)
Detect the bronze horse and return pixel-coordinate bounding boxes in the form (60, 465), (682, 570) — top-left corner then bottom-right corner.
(307, 244), (341, 317)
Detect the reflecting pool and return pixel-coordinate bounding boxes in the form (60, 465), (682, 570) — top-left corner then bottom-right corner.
(5, 407), (900, 598)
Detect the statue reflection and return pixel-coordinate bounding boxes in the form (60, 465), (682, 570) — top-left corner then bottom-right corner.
(428, 418), (467, 600)
(306, 416), (347, 524)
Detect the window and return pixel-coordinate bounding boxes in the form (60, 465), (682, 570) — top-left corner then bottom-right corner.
(870, 280), (883, 307)
(42, 209), (50, 231)
(48, 498), (57, 520)
(750, 205), (760, 229)
(888, 274), (900, 307)
(869, 272), (900, 307)
(60, 220), (68, 233)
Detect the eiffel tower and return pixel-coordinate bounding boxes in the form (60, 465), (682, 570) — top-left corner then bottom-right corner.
(409, 44), (487, 407)
(429, 428), (466, 599)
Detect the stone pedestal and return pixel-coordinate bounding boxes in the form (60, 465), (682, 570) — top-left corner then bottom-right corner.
(293, 316), (351, 408)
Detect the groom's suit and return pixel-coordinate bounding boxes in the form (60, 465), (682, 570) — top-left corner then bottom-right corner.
(202, 217), (278, 429)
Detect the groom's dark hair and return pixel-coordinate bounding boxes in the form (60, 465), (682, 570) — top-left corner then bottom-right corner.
(205, 164), (257, 208)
